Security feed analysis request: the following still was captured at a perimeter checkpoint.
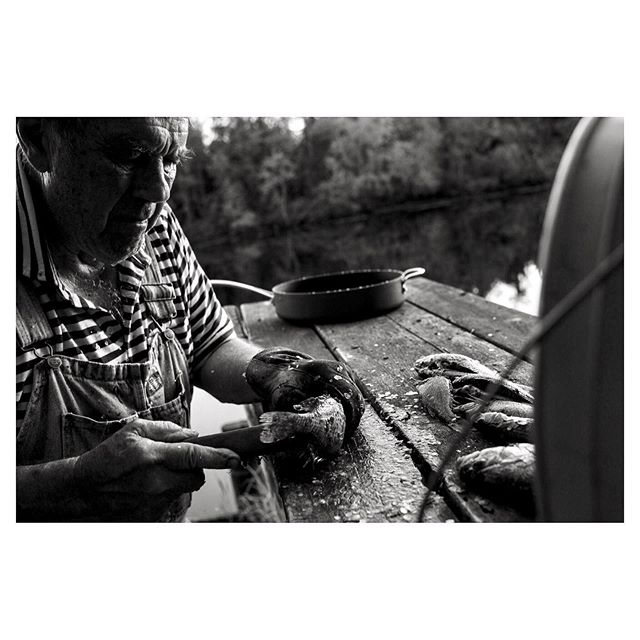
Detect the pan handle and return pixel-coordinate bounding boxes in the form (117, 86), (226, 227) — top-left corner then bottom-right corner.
(401, 267), (426, 292)
(210, 279), (274, 300)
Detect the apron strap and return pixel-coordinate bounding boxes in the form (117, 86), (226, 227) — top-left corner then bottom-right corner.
(143, 234), (164, 283)
(16, 277), (54, 351)
(140, 235), (177, 324)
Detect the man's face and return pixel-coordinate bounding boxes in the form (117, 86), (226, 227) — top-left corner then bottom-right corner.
(41, 117), (190, 265)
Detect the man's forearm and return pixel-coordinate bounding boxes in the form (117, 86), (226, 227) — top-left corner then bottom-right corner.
(17, 458), (88, 521)
(194, 337), (263, 403)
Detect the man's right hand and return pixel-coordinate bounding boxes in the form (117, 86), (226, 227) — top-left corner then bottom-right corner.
(17, 419), (241, 522)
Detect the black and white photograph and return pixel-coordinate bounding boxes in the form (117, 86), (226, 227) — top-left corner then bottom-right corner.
(14, 115), (623, 524)
(3, 2), (636, 639)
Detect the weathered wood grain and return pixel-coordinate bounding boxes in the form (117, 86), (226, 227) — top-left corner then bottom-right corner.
(238, 302), (455, 523)
(316, 311), (536, 522)
(228, 277), (540, 523)
(387, 301), (534, 387)
(317, 314), (517, 465)
(442, 471), (530, 523)
(274, 406), (454, 523)
(405, 278), (537, 361)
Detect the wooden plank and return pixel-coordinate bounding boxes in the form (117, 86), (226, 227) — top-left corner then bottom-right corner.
(441, 471), (529, 523)
(239, 301), (455, 523)
(235, 298), (536, 522)
(316, 311), (536, 522)
(317, 313), (512, 465)
(274, 406), (455, 523)
(238, 301), (331, 359)
(405, 278), (538, 361)
(387, 301), (534, 387)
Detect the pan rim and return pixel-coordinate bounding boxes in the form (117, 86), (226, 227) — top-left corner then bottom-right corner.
(271, 268), (403, 296)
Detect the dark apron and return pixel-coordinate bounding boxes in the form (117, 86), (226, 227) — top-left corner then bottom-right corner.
(16, 238), (193, 522)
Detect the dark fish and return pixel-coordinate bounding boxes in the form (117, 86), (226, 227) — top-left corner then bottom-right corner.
(456, 443), (536, 514)
(414, 352), (498, 380)
(245, 348), (364, 437)
(472, 411), (534, 443)
(451, 374), (534, 404)
(416, 376), (457, 423)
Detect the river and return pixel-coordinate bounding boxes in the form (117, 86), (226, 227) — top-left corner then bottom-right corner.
(188, 189), (550, 317)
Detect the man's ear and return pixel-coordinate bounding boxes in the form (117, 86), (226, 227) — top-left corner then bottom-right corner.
(16, 118), (52, 173)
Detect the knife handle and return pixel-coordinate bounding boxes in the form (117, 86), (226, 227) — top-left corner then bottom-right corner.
(184, 426), (303, 458)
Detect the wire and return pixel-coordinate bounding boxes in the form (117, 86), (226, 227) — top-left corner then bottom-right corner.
(416, 243), (624, 522)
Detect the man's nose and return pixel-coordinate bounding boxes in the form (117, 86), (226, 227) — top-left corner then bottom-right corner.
(132, 157), (171, 203)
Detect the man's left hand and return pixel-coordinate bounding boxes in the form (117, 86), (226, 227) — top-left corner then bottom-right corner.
(245, 347), (365, 440)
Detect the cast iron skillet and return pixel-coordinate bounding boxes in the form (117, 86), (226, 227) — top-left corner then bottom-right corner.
(211, 267), (425, 323)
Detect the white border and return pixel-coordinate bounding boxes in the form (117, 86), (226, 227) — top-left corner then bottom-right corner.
(2, 2), (637, 638)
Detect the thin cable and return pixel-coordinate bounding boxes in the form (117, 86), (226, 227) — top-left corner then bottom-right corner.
(416, 243), (624, 522)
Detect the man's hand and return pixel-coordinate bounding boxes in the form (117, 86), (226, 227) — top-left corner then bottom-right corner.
(245, 347), (365, 440)
(17, 419), (241, 522)
(73, 419), (241, 520)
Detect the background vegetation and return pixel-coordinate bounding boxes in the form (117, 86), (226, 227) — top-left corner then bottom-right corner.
(168, 117), (579, 307)
(170, 117), (577, 238)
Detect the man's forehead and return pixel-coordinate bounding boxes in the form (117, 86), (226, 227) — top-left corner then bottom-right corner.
(90, 117), (189, 144)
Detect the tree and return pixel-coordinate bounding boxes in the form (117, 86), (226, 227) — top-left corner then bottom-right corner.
(258, 151), (295, 224)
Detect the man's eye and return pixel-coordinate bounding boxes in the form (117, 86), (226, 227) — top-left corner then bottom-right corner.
(163, 156), (180, 168)
(109, 149), (143, 167)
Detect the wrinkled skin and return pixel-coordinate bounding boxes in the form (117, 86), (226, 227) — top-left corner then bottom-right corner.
(73, 420), (241, 521)
(15, 118), (244, 521)
(20, 117), (190, 266)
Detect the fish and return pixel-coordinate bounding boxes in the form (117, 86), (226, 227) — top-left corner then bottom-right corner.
(456, 443), (536, 514)
(456, 400), (534, 419)
(416, 376), (457, 424)
(414, 352), (499, 380)
(472, 411), (534, 443)
(245, 348), (364, 438)
(259, 394), (346, 457)
(451, 374), (534, 404)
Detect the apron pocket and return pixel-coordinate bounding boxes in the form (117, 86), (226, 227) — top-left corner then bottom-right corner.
(62, 413), (138, 459)
(138, 393), (190, 428)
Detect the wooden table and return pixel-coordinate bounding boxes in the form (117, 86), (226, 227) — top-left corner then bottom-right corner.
(225, 276), (537, 523)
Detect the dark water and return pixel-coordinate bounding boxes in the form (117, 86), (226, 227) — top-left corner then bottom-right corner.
(188, 190), (550, 311)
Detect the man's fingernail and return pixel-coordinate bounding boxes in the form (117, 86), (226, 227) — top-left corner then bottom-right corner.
(228, 457), (242, 470)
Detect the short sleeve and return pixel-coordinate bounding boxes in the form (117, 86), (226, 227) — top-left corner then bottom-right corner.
(161, 206), (236, 369)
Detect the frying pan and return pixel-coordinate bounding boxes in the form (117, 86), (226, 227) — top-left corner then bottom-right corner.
(211, 267), (425, 323)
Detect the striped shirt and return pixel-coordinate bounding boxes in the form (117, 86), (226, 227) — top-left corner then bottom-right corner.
(16, 154), (235, 429)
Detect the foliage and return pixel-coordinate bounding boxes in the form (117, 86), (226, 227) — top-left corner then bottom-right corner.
(169, 117), (579, 241)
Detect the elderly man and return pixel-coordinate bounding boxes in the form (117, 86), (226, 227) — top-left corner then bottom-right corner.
(16, 117), (364, 522)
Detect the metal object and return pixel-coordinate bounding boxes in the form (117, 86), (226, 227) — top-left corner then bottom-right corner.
(185, 427), (304, 457)
(535, 117), (624, 522)
(211, 267), (425, 323)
